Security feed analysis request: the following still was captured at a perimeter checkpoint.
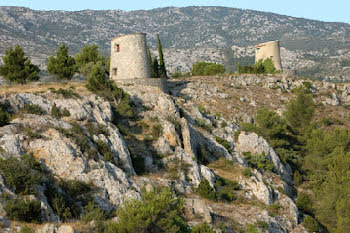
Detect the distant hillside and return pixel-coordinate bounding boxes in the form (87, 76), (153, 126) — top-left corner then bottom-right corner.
(1, 6), (350, 81)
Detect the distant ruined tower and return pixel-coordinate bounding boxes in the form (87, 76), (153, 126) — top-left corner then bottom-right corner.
(110, 33), (151, 80)
(254, 40), (282, 70)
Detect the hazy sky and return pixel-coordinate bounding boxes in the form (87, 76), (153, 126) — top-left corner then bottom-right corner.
(1, 0), (349, 24)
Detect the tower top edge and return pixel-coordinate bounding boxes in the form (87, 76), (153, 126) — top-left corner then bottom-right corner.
(112, 32), (147, 41)
(254, 40), (280, 48)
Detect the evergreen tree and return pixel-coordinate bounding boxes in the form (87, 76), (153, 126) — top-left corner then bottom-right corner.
(75, 44), (105, 77)
(152, 56), (160, 78)
(147, 48), (155, 78)
(47, 43), (77, 80)
(0, 45), (40, 84)
(157, 35), (167, 78)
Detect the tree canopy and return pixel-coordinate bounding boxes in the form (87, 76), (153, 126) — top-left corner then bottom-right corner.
(47, 43), (77, 80)
(0, 45), (40, 84)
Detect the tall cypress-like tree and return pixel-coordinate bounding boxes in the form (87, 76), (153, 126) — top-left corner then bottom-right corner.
(157, 35), (167, 78)
(147, 48), (154, 78)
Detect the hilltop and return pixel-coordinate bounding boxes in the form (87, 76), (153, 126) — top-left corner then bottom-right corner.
(1, 6), (350, 81)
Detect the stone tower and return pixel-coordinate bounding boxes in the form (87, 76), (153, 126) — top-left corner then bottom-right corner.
(254, 40), (282, 70)
(109, 33), (151, 80)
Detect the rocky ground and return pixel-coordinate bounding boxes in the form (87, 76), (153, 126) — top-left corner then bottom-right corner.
(0, 74), (349, 232)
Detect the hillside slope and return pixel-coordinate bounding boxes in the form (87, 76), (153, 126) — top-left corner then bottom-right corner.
(0, 74), (350, 232)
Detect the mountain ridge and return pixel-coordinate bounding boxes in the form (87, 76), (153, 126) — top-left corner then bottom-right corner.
(1, 6), (350, 81)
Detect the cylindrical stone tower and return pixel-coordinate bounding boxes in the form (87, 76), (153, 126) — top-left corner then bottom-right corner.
(109, 33), (151, 80)
(254, 40), (282, 70)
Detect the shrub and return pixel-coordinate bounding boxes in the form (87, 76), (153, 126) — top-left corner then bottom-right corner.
(192, 61), (225, 76)
(51, 88), (81, 99)
(152, 124), (163, 138)
(97, 140), (114, 164)
(0, 45), (40, 84)
(81, 201), (106, 233)
(243, 152), (274, 172)
(246, 224), (261, 233)
(215, 136), (232, 153)
(0, 106), (11, 126)
(20, 225), (35, 233)
(0, 155), (43, 195)
(4, 198), (42, 223)
(303, 215), (318, 232)
(22, 104), (46, 115)
(197, 178), (216, 201)
(51, 103), (61, 119)
(296, 192), (313, 215)
(257, 220), (268, 230)
(45, 178), (93, 221)
(196, 145), (210, 165)
(105, 187), (189, 233)
(191, 222), (216, 233)
(238, 58), (276, 74)
(215, 177), (239, 202)
(243, 167), (252, 177)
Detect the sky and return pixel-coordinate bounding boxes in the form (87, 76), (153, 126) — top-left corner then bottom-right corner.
(0, 0), (350, 24)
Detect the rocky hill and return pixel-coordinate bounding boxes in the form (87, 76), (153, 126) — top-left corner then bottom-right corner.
(1, 6), (350, 81)
(1, 73), (350, 232)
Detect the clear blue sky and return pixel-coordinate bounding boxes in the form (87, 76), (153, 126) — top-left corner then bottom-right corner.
(1, 0), (349, 24)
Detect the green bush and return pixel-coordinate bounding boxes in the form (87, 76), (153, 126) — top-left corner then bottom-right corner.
(215, 136), (232, 153)
(0, 155), (43, 195)
(243, 152), (274, 172)
(296, 192), (313, 215)
(152, 124), (163, 138)
(4, 198), (42, 223)
(215, 177), (240, 202)
(0, 45), (40, 84)
(197, 178), (216, 201)
(51, 88), (81, 99)
(0, 106), (11, 126)
(197, 145), (210, 165)
(303, 215), (318, 232)
(105, 187), (189, 233)
(22, 104), (46, 115)
(97, 140), (114, 164)
(192, 61), (225, 76)
(191, 222), (216, 233)
(246, 224), (261, 233)
(81, 201), (106, 233)
(45, 178), (93, 221)
(243, 167), (252, 177)
(51, 103), (61, 119)
(237, 58), (276, 74)
(20, 225), (35, 233)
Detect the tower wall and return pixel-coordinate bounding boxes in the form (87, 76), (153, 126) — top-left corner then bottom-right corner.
(110, 33), (151, 80)
(255, 40), (282, 70)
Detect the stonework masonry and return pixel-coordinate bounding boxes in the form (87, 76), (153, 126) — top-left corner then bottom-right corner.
(255, 40), (282, 70)
(110, 33), (151, 80)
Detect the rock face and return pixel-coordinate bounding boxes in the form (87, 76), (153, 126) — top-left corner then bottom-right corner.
(236, 132), (293, 185)
(0, 80), (308, 232)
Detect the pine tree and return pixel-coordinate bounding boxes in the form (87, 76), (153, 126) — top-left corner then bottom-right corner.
(0, 45), (40, 84)
(75, 44), (105, 77)
(47, 43), (77, 80)
(157, 35), (167, 78)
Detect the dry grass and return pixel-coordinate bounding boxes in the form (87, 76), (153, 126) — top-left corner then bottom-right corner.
(208, 158), (244, 181)
(0, 82), (90, 95)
